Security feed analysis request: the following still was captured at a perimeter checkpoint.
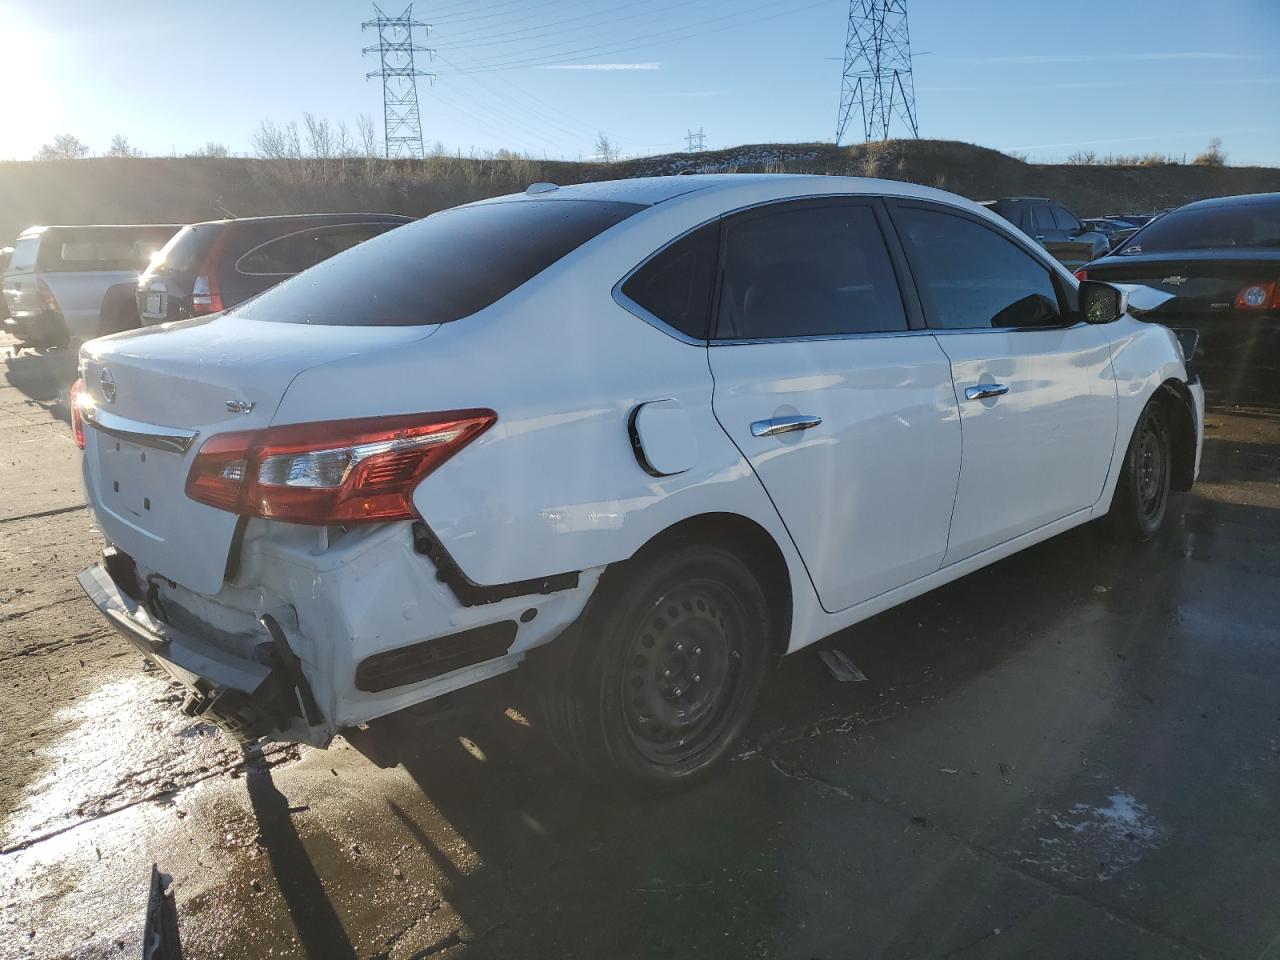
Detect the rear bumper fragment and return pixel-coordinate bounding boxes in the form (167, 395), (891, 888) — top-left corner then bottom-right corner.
(78, 560), (320, 742)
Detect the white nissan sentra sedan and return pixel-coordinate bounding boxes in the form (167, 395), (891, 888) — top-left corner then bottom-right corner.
(72, 175), (1203, 784)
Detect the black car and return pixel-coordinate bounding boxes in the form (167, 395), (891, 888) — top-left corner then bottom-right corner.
(136, 213), (412, 325)
(1080, 192), (1280, 374)
(981, 197), (1109, 268)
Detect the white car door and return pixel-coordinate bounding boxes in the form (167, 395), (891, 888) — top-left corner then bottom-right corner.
(706, 198), (962, 614)
(889, 200), (1118, 564)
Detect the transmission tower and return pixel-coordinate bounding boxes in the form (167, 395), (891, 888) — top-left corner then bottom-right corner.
(685, 128), (707, 152)
(835, 0), (919, 145)
(362, 4), (435, 160)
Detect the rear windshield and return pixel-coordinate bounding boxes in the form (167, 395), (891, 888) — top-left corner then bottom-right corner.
(7, 237), (39, 273)
(236, 199), (643, 326)
(1117, 200), (1280, 255)
(151, 224), (219, 275)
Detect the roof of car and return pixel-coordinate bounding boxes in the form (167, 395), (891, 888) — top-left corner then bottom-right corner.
(477, 173), (987, 210)
(184, 212), (414, 229)
(1175, 192), (1280, 212)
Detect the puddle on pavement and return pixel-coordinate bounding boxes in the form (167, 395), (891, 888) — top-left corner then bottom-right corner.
(1024, 791), (1162, 881)
(3, 673), (250, 849)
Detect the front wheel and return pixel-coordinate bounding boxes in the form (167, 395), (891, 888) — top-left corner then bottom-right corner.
(540, 543), (771, 786)
(1107, 399), (1172, 541)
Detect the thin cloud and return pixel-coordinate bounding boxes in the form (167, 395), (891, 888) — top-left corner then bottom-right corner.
(620, 89), (730, 99)
(537, 62), (661, 71)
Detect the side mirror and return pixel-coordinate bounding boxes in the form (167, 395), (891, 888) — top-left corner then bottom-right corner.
(1078, 279), (1176, 324)
(1079, 279), (1123, 323)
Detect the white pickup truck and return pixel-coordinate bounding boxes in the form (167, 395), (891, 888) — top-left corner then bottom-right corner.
(2, 223), (182, 348)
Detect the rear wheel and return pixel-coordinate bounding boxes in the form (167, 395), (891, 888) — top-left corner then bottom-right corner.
(541, 543), (770, 786)
(1108, 399), (1172, 541)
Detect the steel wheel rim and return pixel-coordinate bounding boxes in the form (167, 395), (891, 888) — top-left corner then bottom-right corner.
(1137, 414), (1169, 522)
(619, 580), (747, 766)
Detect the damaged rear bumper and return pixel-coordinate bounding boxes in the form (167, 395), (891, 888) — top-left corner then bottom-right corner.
(77, 561), (326, 744)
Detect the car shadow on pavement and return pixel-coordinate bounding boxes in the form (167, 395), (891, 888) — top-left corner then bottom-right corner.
(244, 746), (359, 960)
(3, 342), (77, 425)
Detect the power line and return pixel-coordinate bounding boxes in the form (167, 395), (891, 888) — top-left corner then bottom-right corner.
(442, 0), (695, 50)
(362, 3), (436, 159)
(439, 0), (839, 76)
(685, 128), (707, 152)
(835, 0), (919, 144)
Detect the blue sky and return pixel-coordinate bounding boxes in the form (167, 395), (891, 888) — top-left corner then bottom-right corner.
(3, 0), (1278, 164)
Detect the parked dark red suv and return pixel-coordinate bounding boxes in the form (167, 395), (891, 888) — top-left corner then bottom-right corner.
(136, 213), (412, 326)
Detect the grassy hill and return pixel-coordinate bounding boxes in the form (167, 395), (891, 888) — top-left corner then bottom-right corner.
(1, 139), (1277, 243)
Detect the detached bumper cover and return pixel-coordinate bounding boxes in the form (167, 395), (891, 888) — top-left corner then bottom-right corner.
(78, 562), (318, 742)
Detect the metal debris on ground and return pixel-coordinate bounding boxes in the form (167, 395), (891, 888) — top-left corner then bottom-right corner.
(818, 648), (869, 683)
(142, 864), (182, 959)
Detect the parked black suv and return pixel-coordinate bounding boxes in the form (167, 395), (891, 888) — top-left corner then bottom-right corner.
(136, 213), (413, 325)
(981, 197), (1109, 269)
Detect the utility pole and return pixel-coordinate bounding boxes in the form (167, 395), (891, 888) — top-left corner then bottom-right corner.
(836, 0), (919, 145)
(685, 128), (708, 152)
(362, 4), (435, 160)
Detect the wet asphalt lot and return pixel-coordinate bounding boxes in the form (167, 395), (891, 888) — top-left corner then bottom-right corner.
(1, 332), (1278, 960)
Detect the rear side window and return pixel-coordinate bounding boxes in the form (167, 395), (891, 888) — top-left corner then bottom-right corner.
(895, 205), (1063, 330)
(236, 223), (400, 276)
(621, 223), (718, 339)
(7, 237), (39, 273)
(237, 200), (642, 326)
(715, 203), (907, 340)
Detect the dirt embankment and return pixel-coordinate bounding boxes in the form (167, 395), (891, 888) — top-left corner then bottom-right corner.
(1, 139), (1277, 241)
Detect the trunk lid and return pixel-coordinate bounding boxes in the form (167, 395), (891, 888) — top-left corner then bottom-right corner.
(79, 314), (438, 594)
(1086, 249), (1280, 370)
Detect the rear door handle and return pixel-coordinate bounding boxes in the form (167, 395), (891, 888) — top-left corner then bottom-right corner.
(751, 415), (822, 438)
(964, 383), (1009, 401)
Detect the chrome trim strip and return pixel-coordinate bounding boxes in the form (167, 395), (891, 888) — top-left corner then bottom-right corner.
(82, 406), (199, 454)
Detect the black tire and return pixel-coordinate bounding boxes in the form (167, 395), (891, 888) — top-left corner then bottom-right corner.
(1107, 399), (1172, 541)
(540, 543), (771, 786)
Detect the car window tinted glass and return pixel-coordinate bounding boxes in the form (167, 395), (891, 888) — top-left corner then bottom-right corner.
(153, 225), (216, 275)
(621, 222), (718, 339)
(1118, 201), (1280, 254)
(7, 238), (39, 272)
(237, 200), (642, 326)
(1031, 204), (1055, 231)
(896, 206), (1063, 329)
(715, 203), (906, 339)
(1052, 206), (1079, 231)
(238, 223), (398, 276)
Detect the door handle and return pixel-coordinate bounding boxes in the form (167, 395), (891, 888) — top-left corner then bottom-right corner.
(964, 383), (1009, 401)
(751, 415), (822, 438)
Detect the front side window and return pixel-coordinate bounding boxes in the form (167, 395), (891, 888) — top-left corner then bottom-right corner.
(237, 200), (642, 326)
(1053, 206), (1081, 232)
(895, 205), (1063, 330)
(620, 222), (718, 339)
(714, 203), (907, 340)
(1031, 204), (1056, 232)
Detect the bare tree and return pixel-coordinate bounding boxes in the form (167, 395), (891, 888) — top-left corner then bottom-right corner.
(303, 112), (334, 159)
(357, 113), (381, 159)
(252, 119), (301, 160)
(189, 140), (230, 158)
(1193, 136), (1226, 167)
(35, 133), (91, 160)
(1066, 149), (1098, 165)
(594, 132), (620, 163)
(105, 134), (143, 158)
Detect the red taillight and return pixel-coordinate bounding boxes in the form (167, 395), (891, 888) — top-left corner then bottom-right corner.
(70, 377), (87, 449)
(1235, 280), (1280, 311)
(1074, 268), (1088, 282)
(190, 274), (224, 315)
(185, 410), (496, 524)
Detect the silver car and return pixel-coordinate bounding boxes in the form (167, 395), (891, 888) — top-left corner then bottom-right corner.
(2, 223), (182, 348)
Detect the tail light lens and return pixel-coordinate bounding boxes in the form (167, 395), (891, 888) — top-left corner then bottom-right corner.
(1073, 268), (1088, 282)
(190, 274), (224, 315)
(36, 277), (61, 315)
(185, 410), (496, 524)
(70, 377), (88, 449)
(1235, 281), (1280, 310)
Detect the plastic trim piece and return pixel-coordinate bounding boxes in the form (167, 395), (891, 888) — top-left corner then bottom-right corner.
(411, 521), (580, 607)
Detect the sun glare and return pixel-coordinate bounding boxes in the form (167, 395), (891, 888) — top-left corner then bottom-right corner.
(0, 17), (55, 159)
